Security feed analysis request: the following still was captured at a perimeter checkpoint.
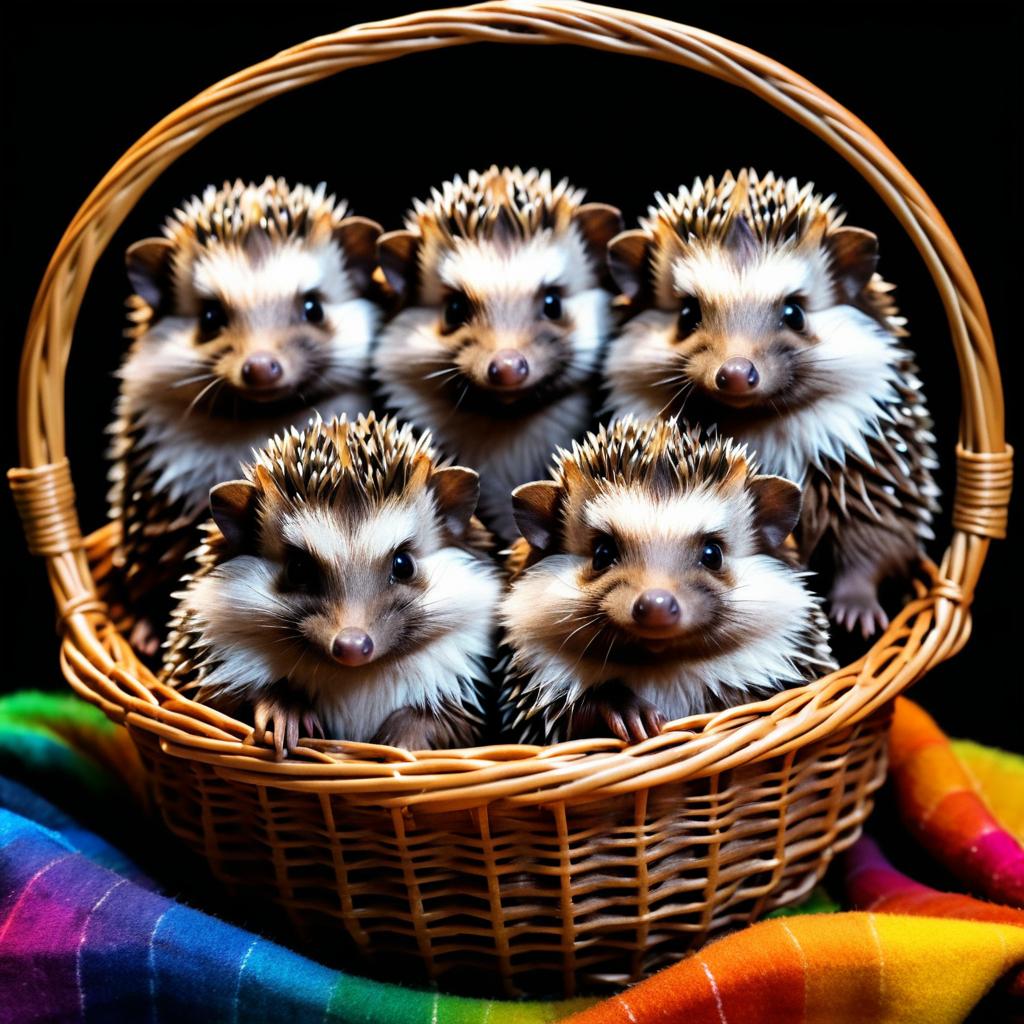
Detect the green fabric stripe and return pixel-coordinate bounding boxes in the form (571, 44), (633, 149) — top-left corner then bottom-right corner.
(767, 886), (840, 917)
(0, 691), (125, 799)
(323, 972), (595, 1022)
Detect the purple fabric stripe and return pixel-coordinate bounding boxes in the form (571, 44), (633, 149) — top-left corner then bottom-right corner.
(0, 830), (76, 920)
(0, 854), (113, 1023)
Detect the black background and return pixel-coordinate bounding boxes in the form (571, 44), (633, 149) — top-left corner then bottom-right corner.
(3, 3), (1021, 751)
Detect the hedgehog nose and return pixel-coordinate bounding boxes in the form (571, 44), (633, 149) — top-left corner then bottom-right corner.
(241, 352), (283, 389)
(715, 358), (759, 393)
(632, 589), (681, 628)
(331, 628), (374, 666)
(487, 350), (530, 388)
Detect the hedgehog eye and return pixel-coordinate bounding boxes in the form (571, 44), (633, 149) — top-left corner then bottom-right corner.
(780, 298), (806, 332)
(699, 540), (724, 572)
(542, 286), (563, 320)
(302, 292), (325, 325)
(677, 296), (702, 340)
(283, 548), (320, 591)
(198, 299), (228, 341)
(591, 534), (619, 572)
(390, 550), (417, 583)
(442, 292), (471, 332)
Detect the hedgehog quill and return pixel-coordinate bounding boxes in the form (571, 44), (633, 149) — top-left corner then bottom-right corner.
(499, 416), (836, 745)
(602, 170), (940, 637)
(161, 413), (501, 758)
(108, 177), (383, 654)
(373, 165), (622, 539)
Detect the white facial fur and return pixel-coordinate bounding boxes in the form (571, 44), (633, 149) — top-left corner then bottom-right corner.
(661, 244), (833, 313)
(604, 244), (906, 484)
(374, 229), (612, 537)
(582, 485), (733, 546)
(179, 505), (502, 743)
(110, 238), (380, 520)
(425, 231), (598, 306)
(502, 481), (833, 729)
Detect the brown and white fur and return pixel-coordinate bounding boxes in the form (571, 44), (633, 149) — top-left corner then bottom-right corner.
(107, 177), (384, 654)
(161, 413), (502, 758)
(372, 166), (622, 540)
(602, 170), (940, 637)
(499, 416), (835, 745)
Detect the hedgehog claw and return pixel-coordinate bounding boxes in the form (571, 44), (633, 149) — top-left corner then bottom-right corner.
(129, 617), (161, 658)
(252, 696), (319, 760)
(606, 710), (629, 743)
(302, 710), (325, 739)
(642, 705), (667, 736)
(830, 579), (888, 639)
(582, 681), (666, 744)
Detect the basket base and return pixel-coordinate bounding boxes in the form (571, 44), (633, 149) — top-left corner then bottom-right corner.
(131, 705), (890, 998)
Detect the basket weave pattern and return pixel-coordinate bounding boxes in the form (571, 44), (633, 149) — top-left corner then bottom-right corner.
(9, 2), (1012, 997)
(134, 708), (888, 992)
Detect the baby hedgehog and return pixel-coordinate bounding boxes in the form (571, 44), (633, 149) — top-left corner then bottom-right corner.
(602, 170), (940, 636)
(500, 416), (836, 745)
(108, 176), (383, 654)
(373, 165), (623, 539)
(161, 412), (502, 757)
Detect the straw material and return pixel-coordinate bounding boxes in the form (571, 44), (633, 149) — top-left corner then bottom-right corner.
(7, 1), (1012, 997)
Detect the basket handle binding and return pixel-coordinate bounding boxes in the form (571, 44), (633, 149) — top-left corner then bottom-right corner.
(7, 2), (1012, 780)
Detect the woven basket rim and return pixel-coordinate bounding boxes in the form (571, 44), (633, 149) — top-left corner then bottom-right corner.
(9, 1), (1012, 809)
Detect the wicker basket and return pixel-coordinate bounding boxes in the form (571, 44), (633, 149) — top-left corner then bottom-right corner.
(8, 1), (1012, 999)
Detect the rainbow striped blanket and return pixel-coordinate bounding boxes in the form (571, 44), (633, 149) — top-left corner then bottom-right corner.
(0, 692), (1021, 1023)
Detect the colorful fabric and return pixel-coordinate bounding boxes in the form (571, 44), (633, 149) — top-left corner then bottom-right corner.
(845, 835), (1024, 998)
(0, 805), (594, 1023)
(845, 834), (1024, 928)
(560, 913), (1024, 1024)
(952, 738), (1024, 842)
(889, 697), (1024, 906)
(0, 690), (1022, 1023)
(0, 693), (592, 1023)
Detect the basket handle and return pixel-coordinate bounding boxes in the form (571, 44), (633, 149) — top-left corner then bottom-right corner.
(10, 0), (1011, 624)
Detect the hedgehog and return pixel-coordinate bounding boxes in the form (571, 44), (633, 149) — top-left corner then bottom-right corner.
(107, 176), (384, 655)
(371, 165), (623, 540)
(160, 412), (502, 758)
(601, 169), (940, 637)
(499, 416), (836, 745)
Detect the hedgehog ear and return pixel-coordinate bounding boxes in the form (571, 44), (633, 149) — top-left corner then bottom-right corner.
(723, 216), (759, 270)
(125, 237), (175, 309)
(209, 480), (260, 555)
(429, 467), (480, 540)
(377, 230), (420, 298)
(828, 227), (879, 300)
(573, 202), (624, 261)
(511, 480), (562, 552)
(334, 216), (383, 294)
(606, 230), (650, 301)
(748, 475), (803, 552)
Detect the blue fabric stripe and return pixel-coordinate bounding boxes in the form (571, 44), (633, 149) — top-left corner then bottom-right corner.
(80, 878), (172, 1024)
(150, 903), (281, 1022)
(237, 937), (339, 1021)
(0, 777), (143, 880)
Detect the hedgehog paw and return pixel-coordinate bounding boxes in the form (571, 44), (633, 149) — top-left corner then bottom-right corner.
(830, 578), (889, 639)
(370, 706), (435, 751)
(129, 617), (161, 659)
(252, 696), (320, 760)
(572, 681), (666, 744)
